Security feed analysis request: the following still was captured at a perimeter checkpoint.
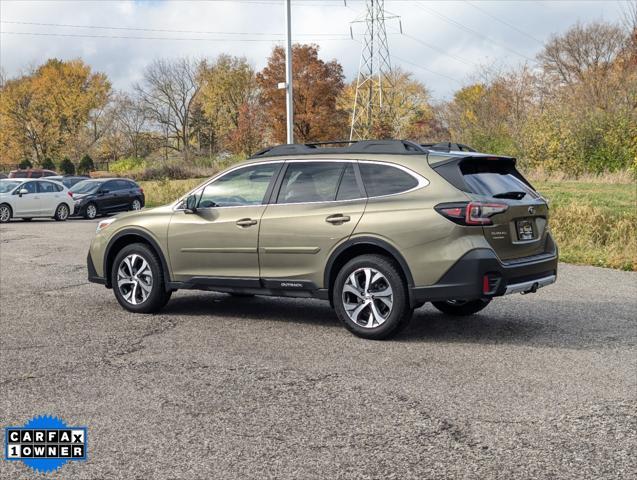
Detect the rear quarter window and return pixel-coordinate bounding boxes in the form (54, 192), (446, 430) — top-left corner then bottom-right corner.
(359, 163), (419, 197)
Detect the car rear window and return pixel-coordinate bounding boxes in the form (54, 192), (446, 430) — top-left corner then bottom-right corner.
(432, 157), (539, 199)
(359, 163), (418, 197)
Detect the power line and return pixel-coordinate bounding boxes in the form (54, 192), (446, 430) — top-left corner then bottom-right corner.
(0, 31), (351, 43)
(396, 30), (479, 67)
(393, 55), (462, 84)
(415, 2), (535, 62)
(462, 1), (544, 45)
(0, 21), (350, 38)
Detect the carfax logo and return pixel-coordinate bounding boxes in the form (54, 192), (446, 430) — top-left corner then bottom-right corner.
(4, 415), (87, 474)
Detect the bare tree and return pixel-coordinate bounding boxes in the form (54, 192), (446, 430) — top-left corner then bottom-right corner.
(537, 21), (627, 86)
(135, 58), (201, 161)
(113, 93), (149, 159)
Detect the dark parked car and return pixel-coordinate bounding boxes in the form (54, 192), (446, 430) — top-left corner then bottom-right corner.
(9, 168), (57, 178)
(48, 175), (90, 189)
(70, 178), (145, 219)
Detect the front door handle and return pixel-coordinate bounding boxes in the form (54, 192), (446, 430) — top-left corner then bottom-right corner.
(236, 218), (258, 227)
(326, 214), (350, 225)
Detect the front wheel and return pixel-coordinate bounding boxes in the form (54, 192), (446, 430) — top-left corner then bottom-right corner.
(111, 243), (171, 313)
(431, 298), (491, 316)
(54, 203), (70, 221)
(333, 254), (412, 340)
(0, 204), (12, 223)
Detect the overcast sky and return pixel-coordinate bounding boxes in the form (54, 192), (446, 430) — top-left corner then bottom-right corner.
(0, 0), (630, 99)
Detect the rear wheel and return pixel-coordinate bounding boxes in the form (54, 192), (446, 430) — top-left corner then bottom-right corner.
(0, 204), (12, 223)
(84, 202), (98, 219)
(111, 243), (171, 313)
(130, 198), (142, 211)
(54, 203), (69, 221)
(431, 298), (491, 316)
(333, 254), (412, 340)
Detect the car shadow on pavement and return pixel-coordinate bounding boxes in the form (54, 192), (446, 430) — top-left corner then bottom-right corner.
(160, 293), (632, 348)
(163, 293), (343, 328)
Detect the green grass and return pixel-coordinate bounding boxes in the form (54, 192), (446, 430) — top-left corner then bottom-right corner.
(534, 181), (636, 271)
(140, 177), (637, 271)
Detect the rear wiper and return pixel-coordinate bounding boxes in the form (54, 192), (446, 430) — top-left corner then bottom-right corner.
(493, 191), (526, 200)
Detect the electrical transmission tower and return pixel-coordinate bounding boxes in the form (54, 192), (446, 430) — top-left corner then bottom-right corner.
(349, 0), (400, 140)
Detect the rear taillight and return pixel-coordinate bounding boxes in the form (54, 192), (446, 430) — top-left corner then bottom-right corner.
(465, 202), (508, 225)
(435, 202), (508, 226)
(139, 187), (144, 194)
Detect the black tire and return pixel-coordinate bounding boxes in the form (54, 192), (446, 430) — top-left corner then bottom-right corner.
(0, 204), (12, 223)
(333, 254), (413, 340)
(431, 298), (491, 316)
(84, 202), (98, 219)
(130, 197), (143, 211)
(53, 203), (70, 221)
(110, 243), (171, 313)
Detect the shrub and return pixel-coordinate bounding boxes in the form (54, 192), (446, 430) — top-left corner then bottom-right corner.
(41, 158), (56, 170)
(59, 158), (75, 175)
(109, 157), (145, 175)
(18, 159), (33, 169)
(131, 162), (215, 181)
(78, 154), (95, 174)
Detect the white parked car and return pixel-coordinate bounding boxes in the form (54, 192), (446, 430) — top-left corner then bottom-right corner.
(0, 178), (75, 223)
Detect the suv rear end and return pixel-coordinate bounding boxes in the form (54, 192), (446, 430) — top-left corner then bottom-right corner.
(411, 151), (557, 305)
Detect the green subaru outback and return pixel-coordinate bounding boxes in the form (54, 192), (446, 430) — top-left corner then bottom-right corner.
(87, 140), (557, 339)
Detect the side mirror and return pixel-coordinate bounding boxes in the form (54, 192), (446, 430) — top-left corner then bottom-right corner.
(184, 194), (198, 214)
(18, 188), (29, 197)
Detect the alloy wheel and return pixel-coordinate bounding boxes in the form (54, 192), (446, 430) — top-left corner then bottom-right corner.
(0, 205), (10, 222)
(117, 254), (153, 305)
(131, 199), (141, 210)
(86, 204), (97, 219)
(342, 267), (393, 328)
(57, 204), (69, 220)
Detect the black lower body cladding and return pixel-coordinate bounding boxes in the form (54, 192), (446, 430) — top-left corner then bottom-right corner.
(410, 247), (558, 305)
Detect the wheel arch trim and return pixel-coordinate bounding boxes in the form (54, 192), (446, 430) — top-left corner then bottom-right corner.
(103, 228), (171, 289)
(323, 235), (415, 291)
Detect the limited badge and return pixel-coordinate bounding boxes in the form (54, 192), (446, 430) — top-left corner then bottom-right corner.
(4, 415), (87, 474)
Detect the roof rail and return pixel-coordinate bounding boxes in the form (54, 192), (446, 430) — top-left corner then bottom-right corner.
(421, 142), (477, 153)
(250, 139), (427, 158)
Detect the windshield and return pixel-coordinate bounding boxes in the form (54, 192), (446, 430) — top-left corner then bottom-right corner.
(0, 181), (22, 193)
(70, 180), (101, 194)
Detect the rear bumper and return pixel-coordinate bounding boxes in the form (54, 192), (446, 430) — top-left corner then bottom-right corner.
(410, 247), (558, 306)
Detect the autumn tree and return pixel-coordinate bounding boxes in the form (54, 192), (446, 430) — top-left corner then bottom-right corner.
(0, 59), (110, 167)
(198, 55), (259, 154)
(135, 58), (201, 161)
(257, 44), (348, 144)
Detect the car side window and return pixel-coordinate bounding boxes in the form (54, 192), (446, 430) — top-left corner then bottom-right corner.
(199, 163), (279, 208)
(276, 162), (344, 204)
(359, 163), (419, 197)
(336, 163), (362, 201)
(113, 180), (129, 191)
(37, 181), (57, 193)
(102, 181), (116, 192)
(19, 182), (38, 194)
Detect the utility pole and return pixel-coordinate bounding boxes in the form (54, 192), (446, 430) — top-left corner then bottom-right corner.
(349, 0), (400, 140)
(284, 0), (294, 144)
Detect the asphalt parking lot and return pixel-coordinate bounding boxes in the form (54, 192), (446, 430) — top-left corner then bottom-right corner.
(1, 219), (635, 479)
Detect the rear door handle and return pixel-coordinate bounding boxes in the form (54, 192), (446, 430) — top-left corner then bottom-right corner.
(236, 218), (258, 227)
(326, 214), (350, 225)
